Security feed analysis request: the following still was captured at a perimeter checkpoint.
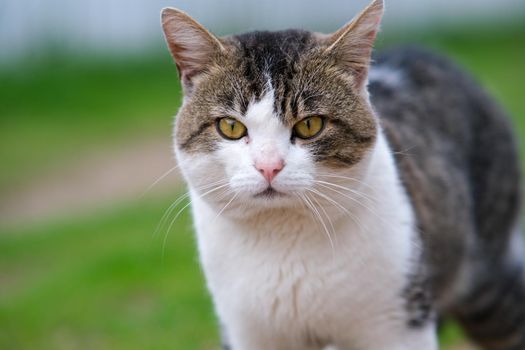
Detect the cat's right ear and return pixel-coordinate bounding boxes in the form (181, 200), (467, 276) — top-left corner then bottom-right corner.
(321, 0), (384, 91)
(161, 8), (224, 89)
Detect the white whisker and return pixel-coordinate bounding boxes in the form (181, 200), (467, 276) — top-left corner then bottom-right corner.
(303, 192), (335, 252)
(309, 191), (339, 248)
(317, 173), (376, 192)
(213, 192), (239, 223)
(153, 191), (190, 237)
(307, 188), (368, 241)
(141, 163), (180, 198)
(306, 189), (385, 272)
(153, 179), (228, 238)
(308, 188), (349, 217)
(315, 180), (378, 203)
(160, 181), (230, 257)
(392, 145), (416, 157)
(162, 200), (192, 258)
(316, 182), (385, 226)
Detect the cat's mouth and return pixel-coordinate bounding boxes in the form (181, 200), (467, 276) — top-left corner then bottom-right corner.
(254, 187), (284, 199)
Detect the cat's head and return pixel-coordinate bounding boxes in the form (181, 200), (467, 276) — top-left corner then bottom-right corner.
(162, 0), (384, 216)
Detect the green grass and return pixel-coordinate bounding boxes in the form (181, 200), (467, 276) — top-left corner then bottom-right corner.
(0, 195), (219, 350)
(0, 54), (181, 195)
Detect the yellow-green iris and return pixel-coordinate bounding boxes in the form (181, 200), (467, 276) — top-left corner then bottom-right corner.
(217, 117), (247, 140)
(293, 116), (324, 139)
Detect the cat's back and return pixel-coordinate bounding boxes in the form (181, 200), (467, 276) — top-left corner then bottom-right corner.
(369, 47), (521, 308)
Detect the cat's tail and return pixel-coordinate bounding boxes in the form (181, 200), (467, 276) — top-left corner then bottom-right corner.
(455, 231), (525, 350)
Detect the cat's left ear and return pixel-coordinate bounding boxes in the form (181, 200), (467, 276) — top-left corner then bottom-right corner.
(161, 8), (225, 89)
(323, 0), (384, 90)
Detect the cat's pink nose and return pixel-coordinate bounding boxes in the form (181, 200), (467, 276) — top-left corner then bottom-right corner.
(255, 159), (285, 183)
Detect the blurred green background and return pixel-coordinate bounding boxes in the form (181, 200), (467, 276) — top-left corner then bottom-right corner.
(1, 1), (524, 349)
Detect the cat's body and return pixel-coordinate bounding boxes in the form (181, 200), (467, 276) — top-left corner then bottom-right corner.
(373, 48), (525, 347)
(191, 129), (435, 350)
(161, 1), (525, 349)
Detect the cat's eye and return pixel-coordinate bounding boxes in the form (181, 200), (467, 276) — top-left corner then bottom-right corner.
(216, 117), (247, 140)
(293, 116), (324, 139)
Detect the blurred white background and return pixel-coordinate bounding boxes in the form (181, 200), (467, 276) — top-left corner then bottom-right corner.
(1, 0), (524, 62)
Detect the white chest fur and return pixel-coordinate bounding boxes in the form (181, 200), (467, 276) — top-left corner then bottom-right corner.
(188, 133), (435, 349)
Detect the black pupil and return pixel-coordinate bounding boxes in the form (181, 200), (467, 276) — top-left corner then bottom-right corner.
(305, 119), (311, 130)
(227, 120), (235, 132)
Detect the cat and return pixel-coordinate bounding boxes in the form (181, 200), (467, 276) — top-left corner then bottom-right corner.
(161, 0), (525, 349)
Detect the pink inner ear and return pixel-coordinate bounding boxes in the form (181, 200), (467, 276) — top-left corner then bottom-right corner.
(167, 37), (213, 87)
(176, 62), (202, 87)
(324, 0), (384, 88)
(162, 9), (223, 89)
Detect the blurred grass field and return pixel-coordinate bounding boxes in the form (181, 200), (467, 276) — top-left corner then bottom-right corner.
(1, 24), (524, 349)
(0, 55), (181, 196)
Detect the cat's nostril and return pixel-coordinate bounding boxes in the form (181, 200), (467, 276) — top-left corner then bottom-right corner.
(255, 159), (285, 183)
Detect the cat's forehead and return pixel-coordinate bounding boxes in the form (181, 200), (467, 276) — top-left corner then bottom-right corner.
(225, 29), (327, 122)
(233, 29), (315, 77)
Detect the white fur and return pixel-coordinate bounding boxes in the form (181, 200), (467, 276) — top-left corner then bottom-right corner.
(175, 90), (438, 349)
